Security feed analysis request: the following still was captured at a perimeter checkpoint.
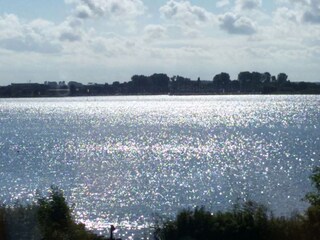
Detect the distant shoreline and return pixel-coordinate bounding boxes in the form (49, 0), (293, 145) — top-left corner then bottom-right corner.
(1, 72), (320, 98)
(1, 92), (320, 99)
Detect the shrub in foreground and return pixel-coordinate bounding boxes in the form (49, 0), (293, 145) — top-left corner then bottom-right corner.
(37, 186), (105, 240)
(0, 186), (105, 240)
(0, 206), (6, 240)
(155, 167), (320, 240)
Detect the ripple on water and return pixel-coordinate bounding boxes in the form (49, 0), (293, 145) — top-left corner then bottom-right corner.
(0, 95), (319, 239)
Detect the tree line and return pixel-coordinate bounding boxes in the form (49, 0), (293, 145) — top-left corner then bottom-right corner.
(1, 71), (320, 97)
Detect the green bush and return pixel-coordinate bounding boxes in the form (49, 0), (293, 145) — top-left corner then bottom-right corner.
(0, 206), (6, 240)
(155, 203), (307, 240)
(37, 186), (105, 240)
(0, 186), (105, 240)
(154, 167), (320, 240)
(305, 167), (320, 206)
(155, 202), (273, 240)
(1, 166), (320, 240)
(303, 167), (320, 240)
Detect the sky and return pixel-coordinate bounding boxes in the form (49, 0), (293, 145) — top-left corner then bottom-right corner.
(0, 0), (320, 85)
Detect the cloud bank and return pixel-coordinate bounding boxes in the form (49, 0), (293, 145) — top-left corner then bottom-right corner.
(160, 0), (214, 27)
(219, 12), (256, 35)
(0, 0), (319, 85)
(73, 0), (146, 20)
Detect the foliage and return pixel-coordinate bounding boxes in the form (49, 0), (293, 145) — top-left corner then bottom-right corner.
(1, 202), (41, 240)
(37, 186), (105, 240)
(154, 167), (320, 240)
(305, 167), (320, 206)
(303, 167), (320, 240)
(0, 186), (105, 240)
(0, 205), (6, 240)
(154, 203), (309, 240)
(1, 167), (320, 239)
(155, 202), (273, 240)
(2, 71), (320, 97)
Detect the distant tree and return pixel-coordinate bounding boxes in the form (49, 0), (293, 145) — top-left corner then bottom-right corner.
(104, 83), (113, 94)
(175, 75), (191, 83)
(170, 75), (192, 94)
(252, 72), (263, 92)
(213, 72), (230, 92)
(131, 75), (149, 93)
(112, 81), (120, 87)
(69, 84), (77, 96)
(263, 72), (271, 83)
(277, 73), (288, 84)
(230, 80), (240, 92)
(238, 71), (266, 92)
(150, 73), (170, 93)
(238, 71), (252, 92)
(297, 82), (307, 91)
(196, 77), (201, 89)
(252, 72), (262, 83)
(130, 74), (170, 94)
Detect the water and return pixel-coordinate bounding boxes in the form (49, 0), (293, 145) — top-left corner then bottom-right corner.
(0, 95), (319, 239)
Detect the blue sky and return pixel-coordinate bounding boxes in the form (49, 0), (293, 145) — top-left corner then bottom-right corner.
(0, 0), (320, 85)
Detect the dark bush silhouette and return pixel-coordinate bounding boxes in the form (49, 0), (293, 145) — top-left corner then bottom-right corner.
(155, 202), (272, 240)
(0, 186), (105, 240)
(154, 167), (320, 240)
(154, 203), (307, 240)
(0, 206), (6, 240)
(37, 186), (105, 240)
(303, 167), (320, 240)
(1, 167), (320, 239)
(1, 202), (41, 240)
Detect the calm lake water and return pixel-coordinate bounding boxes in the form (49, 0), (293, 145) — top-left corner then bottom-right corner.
(0, 95), (319, 239)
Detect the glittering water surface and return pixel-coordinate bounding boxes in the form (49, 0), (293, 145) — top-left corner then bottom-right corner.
(0, 95), (319, 239)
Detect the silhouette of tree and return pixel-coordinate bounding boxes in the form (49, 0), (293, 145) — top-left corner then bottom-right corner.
(150, 73), (170, 93)
(277, 73), (288, 84)
(238, 71), (252, 92)
(213, 72), (230, 92)
(263, 72), (271, 83)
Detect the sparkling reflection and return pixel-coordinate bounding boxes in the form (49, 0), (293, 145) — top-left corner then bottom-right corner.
(0, 95), (319, 239)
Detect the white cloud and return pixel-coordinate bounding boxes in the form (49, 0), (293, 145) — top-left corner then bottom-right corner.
(57, 17), (84, 42)
(59, 31), (82, 42)
(0, 13), (87, 53)
(143, 25), (167, 42)
(1, 0), (320, 84)
(303, 2), (320, 24)
(71, 0), (146, 20)
(75, 5), (93, 19)
(0, 14), (62, 53)
(160, 0), (214, 27)
(88, 35), (137, 57)
(219, 12), (257, 35)
(276, 0), (320, 24)
(273, 7), (299, 24)
(0, 14), (23, 39)
(235, 0), (262, 11)
(216, 0), (230, 8)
